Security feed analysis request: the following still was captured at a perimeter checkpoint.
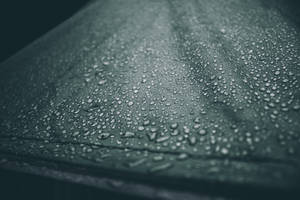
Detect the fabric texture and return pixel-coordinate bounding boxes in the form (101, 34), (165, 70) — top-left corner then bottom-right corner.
(0, 0), (300, 198)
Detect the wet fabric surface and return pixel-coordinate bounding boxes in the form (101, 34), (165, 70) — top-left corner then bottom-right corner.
(0, 0), (300, 198)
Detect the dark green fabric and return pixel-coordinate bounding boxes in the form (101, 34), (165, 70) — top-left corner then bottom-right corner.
(0, 0), (300, 198)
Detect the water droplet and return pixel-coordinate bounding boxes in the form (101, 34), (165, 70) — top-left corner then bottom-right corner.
(143, 120), (150, 126)
(127, 158), (146, 168)
(170, 123), (178, 129)
(194, 117), (200, 123)
(293, 104), (300, 110)
(183, 126), (190, 134)
(193, 124), (201, 129)
(98, 79), (107, 85)
(147, 132), (157, 141)
(149, 163), (173, 173)
(153, 155), (164, 162)
(156, 136), (170, 143)
(188, 136), (197, 145)
(199, 129), (206, 135)
(124, 131), (135, 138)
(177, 153), (189, 160)
(138, 126), (145, 131)
(98, 132), (110, 140)
(170, 129), (180, 136)
(221, 147), (229, 155)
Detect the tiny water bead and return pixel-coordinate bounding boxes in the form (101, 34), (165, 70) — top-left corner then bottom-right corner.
(170, 129), (180, 136)
(188, 136), (197, 145)
(199, 129), (206, 135)
(137, 126), (145, 131)
(220, 147), (229, 155)
(123, 131), (135, 138)
(177, 153), (189, 160)
(98, 79), (107, 85)
(170, 123), (179, 129)
(156, 136), (170, 143)
(143, 120), (150, 126)
(98, 132), (111, 140)
(149, 163), (173, 173)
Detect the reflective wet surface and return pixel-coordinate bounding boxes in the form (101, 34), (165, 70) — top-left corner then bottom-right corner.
(0, 0), (300, 199)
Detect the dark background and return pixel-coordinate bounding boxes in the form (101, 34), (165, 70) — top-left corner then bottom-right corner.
(0, 0), (89, 63)
(0, 169), (147, 200)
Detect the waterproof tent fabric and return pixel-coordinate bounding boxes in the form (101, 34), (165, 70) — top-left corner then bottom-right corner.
(0, 0), (300, 199)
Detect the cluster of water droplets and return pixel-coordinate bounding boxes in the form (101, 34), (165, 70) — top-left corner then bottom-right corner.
(0, 0), (299, 184)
